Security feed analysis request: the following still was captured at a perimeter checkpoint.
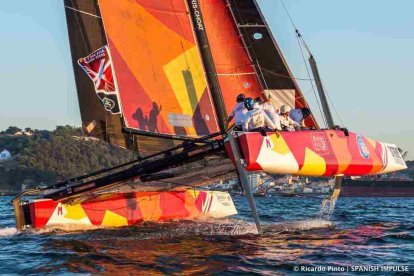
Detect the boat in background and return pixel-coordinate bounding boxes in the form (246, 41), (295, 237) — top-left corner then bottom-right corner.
(341, 177), (414, 197)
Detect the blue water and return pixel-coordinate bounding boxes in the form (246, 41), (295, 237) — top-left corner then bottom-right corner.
(0, 195), (413, 274)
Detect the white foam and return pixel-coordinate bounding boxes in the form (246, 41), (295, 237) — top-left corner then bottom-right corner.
(288, 219), (334, 231)
(319, 196), (338, 220)
(266, 219), (334, 233)
(0, 227), (18, 237)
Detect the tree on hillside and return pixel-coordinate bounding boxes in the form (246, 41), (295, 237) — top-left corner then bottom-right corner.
(54, 125), (83, 136)
(5, 126), (22, 135)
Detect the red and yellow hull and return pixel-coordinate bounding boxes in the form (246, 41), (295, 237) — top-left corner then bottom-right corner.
(27, 190), (237, 230)
(225, 130), (407, 177)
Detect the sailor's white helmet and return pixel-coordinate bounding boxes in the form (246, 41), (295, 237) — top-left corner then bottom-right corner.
(280, 105), (291, 114)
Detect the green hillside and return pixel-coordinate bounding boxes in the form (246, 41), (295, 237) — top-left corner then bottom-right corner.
(0, 126), (135, 191)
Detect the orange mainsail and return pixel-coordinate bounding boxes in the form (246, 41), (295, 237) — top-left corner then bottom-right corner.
(98, 0), (220, 138)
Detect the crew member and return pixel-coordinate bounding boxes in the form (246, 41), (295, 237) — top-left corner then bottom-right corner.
(279, 105), (300, 131)
(227, 93), (247, 131)
(254, 96), (282, 131)
(289, 107), (311, 128)
(243, 98), (281, 132)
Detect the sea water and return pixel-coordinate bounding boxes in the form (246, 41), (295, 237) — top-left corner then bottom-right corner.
(0, 195), (413, 274)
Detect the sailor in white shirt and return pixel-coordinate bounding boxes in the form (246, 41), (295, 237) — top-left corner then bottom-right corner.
(227, 93), (248, 130)
(279, 105), (301, 131)
(243, 98), (281, 132)
(254, 97), (282, 131)
(289, 107), (311, 127)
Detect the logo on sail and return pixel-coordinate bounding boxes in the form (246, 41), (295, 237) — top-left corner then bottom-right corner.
(78, 46), (121, 114)
(356, 135), (370, 159)
(190, 0), (204, 31)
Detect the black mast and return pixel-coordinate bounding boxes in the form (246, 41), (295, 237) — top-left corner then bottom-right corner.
(185, 0), (228, 133)
(308, 55), (335, 128)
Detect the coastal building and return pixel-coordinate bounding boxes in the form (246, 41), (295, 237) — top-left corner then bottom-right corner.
(14, 131), (33, 136)
(248, 174), (261, 193)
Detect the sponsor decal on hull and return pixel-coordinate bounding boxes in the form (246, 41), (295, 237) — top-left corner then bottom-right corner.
(356, 135), (370, 159)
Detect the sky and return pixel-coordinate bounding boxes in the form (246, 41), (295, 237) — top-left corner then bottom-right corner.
(0, 0), (413, 158)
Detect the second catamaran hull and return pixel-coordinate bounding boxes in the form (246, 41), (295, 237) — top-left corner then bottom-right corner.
(225, 130), (407, 177)
(18, 190), (237, 230)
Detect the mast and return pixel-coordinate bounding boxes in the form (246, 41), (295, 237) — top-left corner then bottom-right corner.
(188, 0), (263, 233)
(185, 0), (228, 133)
(308, 55), (335, 128)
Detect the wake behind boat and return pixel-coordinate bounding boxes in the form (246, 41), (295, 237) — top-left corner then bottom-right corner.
(11, 0), (406, 232)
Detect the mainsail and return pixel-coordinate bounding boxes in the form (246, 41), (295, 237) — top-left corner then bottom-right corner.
(98, 0), (221, 138)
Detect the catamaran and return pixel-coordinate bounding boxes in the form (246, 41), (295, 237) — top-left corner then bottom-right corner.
(12, 0), (406, 233)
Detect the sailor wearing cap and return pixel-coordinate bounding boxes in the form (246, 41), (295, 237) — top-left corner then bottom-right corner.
(227, 93), (248, 130)
(289, 107), (311, 128)
(243, 98), (281, 132)
(279, 105), (301, 131)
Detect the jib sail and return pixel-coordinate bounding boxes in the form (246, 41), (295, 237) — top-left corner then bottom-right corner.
(98, 0), (221, 138)
(202, 0), (319, 128)
(197, 0), (263, 115)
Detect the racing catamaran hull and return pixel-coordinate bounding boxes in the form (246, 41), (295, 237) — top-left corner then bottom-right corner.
(225, 130), (407, 177)
(15, 190), (237, 230)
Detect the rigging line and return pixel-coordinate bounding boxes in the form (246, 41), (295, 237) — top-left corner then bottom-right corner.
(157, 170), (235, 190)
(67, 0), (89, 53)
(280, 0), (344, 127)
(299, 37), (345, 125)
(279, 0), (326, 126)
(279, 0), (298, 32)
(157, 180), (210, 191)
(297, 32), (312, 57)
(64, 5), (102, 19)
(216, 62), (256, 74)
(292, 80), (322, 102)
(322, 83), (346, 126)
(216, 72), (256, 76)
(258, 66), (314, 81)
(296, 35), (328, 128)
